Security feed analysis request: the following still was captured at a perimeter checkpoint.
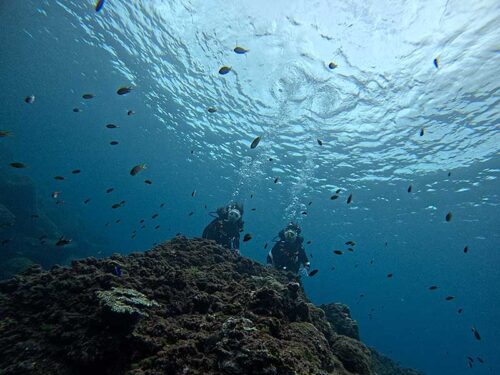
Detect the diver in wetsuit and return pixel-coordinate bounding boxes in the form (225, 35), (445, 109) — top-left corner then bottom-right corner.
(267, 222), (310, 274)
(202, 202), (244, 252)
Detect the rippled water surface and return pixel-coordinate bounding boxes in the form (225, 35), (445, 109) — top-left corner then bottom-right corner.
(1, 1), (499, 374)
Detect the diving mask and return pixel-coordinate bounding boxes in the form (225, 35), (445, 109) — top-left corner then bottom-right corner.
(284, 229), (298, 243)
(227, 208), (241, 222)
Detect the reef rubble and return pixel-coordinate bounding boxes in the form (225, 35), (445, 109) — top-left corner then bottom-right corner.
(0, 237), (423, 375)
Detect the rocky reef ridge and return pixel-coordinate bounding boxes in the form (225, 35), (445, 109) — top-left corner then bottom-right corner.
(0, 237), (423, 375)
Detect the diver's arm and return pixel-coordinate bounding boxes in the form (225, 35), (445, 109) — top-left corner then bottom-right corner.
(202, 219), (217, 239)
(298, 245), (310, 269)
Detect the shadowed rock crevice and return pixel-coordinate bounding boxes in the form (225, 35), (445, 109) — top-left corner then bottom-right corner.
(0, 237), (423, 375)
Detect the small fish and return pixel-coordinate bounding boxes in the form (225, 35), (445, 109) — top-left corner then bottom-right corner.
(264, 242), (268, 249)
(433, 57), (439, 69)
(106, 124), (118, 129)
(207, 107), (217, 113)
(72, 169), (81, 174)
(113, 266), (122, 277)
(54, 176), (65, 181)
(130, 163), (146, 176)
(274, 177), (279, 184)
(317, 139), (323, 146)
(110, 141), (119, 145)
(82, 93), (94, 99)
(160, 203), (165, 208)
(219, 66), (231, 75)
(84, 198), (91, 204)
(144, 179), (152, 185)
(152, 214), (159, 219)
(309, 253), (313, 258)
(333, 250), (343, 255)
(234, 46), (249, 54)
(345, 241), (355, 246)
(306, 240), (311, 244)
(328, 62), (338, 70)
(31, 214), (39, 219)
(10, 162), (26, 169)
(429, 286), (438, 290)
(407, 185), (412, 193)
(140, 219), (145, 223)
(476, 357), (484, 363)
(458, 308), (463, 314)
(269, 158), (273, 161)
(250, 136), (261, 149)
(471, 326), (481, 341)
(448, 172), (451, 177)
(330, 195), (339, 200)
(0, 130), (12, 137)
(463, 245), (468, 253)
(387, 273), (393, 278)
(445, 212), (453, 222)
(51, 191), (61, 199)
(191, 190), (196, 197)
(251, 208), (256, 211)
(188, 211), (194, 216)
(445, 296), (455, 301)
(308, 201), (312, 206)
(127, 110), (135, 116)
(111, 203), (122, 209)
(420, 128), (425, 136)
(308, 269), (319, 277)
(24, 95), (35, 104)
(55, 236), (72, 247)
(117, 86), (132, 95)
(347, 194), (353, 204)
(73, 108), (82, 113)
(243, 233), (252, 242)
(347, 247), (354, 252)
(115, 219), (121, 224)
(155, 225), (160, 230)
(106, 188), (114, 193)
(336, 188), (341, 194)
(467, 356), (474, 363)
(301, 211), (307, 215)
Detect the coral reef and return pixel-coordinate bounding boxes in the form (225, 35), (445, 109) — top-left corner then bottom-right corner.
(320, 303), (360, 340)
(0, 237), (423, 375)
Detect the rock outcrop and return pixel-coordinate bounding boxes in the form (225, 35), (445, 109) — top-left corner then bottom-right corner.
(0, 237), (423, 375)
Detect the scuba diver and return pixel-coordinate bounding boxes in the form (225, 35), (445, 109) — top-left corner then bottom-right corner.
(202, 202), (244, 252)
(267, 222), (310, 274)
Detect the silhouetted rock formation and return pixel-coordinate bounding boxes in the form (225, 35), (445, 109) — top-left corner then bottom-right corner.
(0, 237), (423, 375)
(320, 303), (360, 340)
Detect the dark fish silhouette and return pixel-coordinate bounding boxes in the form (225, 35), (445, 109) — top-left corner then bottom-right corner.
(106, 188), (114, 193)
(95, 0), (105, 12)
(387, 273), (393, 278)
(73, 108), (82, 113)
(445, 296), (455, 301)
(308, 269), (319, 277)
(219, 66), (231, 75)
(328, 62), (338, 69)
(188, 211), (194, 216)
(84, 198), (91, 204)
(117, 86), (132, 95)
(207, 107), (217, 113)
(433, 57), (439, 68)
(144, 179), (152, 185)
(10, 162), (26, 168)
(420, 128), (425, 136)
(274, 177), (279, 184)
(345, 241), (355, 246)
(264, 242), (268, 249)
(250, 136), (261, 149)
(72, 169), (81, 174)
(55, 236), (72, 247)
(25, 95), (35, 104)
(334, 250), (343, 255)
(106, 124), (118, 129)
(463, 245), (469, 253)
(130, 164), (146, 176)
(476, 357), (484, 363)
(110, 141), (119, 145)
(234, 46), (249, 54)
(408, 185), (412, 193)
(191, 190), (196, 197)
(82, 93), (94, 99)
(472, 326), (481, 341)
(243, 233), (252, 242)
(347, 194), (353, 204)
(336, 189), (341, 194)
(317, 139), (323, 146)
(429, 286), (438, 290)
(306, 240), (311, 244)
(330, 195), (339, 200)
(445, 212), (453, 222)
(54, 176), (65, 181)
(458, 308), (463, 314)
(152, 214), (159, 219)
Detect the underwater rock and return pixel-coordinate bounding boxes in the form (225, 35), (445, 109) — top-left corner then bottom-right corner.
(0, 237), (423, 374)
(320, 302), (360, 340)
(369, 349), (425, 375)
(0, 256), (34, 280)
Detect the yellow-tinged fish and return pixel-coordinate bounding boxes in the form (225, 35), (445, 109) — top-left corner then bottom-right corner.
(130, 164), (147, 176)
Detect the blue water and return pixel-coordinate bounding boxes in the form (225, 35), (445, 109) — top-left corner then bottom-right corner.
(1, 1), (499, 374)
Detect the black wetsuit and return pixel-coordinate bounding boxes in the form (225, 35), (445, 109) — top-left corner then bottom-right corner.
(202, 218), (242, 250)
(268, 236), (308, 274)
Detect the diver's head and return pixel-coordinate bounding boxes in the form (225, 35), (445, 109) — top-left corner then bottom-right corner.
(283, 222), (301, 243)
(225, 202), (243, 222)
